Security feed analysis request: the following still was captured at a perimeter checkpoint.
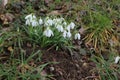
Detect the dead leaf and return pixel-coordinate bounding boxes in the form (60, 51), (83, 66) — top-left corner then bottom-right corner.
(7, 46), (13, 52)
(79, 27), (86, 34)
(109, 36), (119, 47)
(18, 63), (31, 73)
(48, 10), (61, 16)
(27, 42), (32, 47)
(5, 13), (15, 22)
(40, 70), (47, 76)
(0, 13), (15, 25)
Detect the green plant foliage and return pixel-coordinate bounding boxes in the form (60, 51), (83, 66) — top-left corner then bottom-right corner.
(84, 12), (114, 49)
(91, 54), (120, 80)
(23, 14), (81, 49)
(0, 50), (53, 80)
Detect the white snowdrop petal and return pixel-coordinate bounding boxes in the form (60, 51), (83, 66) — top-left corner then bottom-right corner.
(39, 18), (43, 25)
(66, 25), (71, 31)
(56, 25), (64, 32)
(47, 30), (50, 37)
(46, 19), (53, 26)
(31, 20), (39, 27)
(25, 20), (31, 25)
(67, 22), (75, 30)
(63, 30), (67, 38)
(43, 28), (54, 37)
(25, 14), (38, 26)
(63, 22), (67, 26)
(115, 56), (120, 64)
(67, 31), (72, 38)
(75, 33), (81, 40)
(32, 15), (37, 19)
(61, 17), (65, 20)
(70, 22), (75, 29)
(44, 22), (49, 26)
(25, 14), (32, 19)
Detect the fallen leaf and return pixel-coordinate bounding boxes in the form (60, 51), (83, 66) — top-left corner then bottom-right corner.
(5, 13), (15, 22)
(0, 13), (15, 25)
(27, 42), (32, 47)
(40, 70), (47, 76)
(48, 10), (61, 16)
(79, 27), (86, 34)
(7, 46), (13, 52)
(109, 36), (119, 47)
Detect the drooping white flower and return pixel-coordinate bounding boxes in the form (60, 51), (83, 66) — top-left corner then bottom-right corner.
(60, 17), (65, 21)
(25, 19), (31, 25)
(43, 27), (54, 37)
(45, 18), (53, 26)
(25, 14), (33, 25)
(25, 14), (33, 20)
(63, 30), (72, 38)
(63, 22), (67, 26)
(74, 33), (81, 40)
(67, 22), (75, 30)
(66, 25), (71, 31)
(115, 56), (120, 64)
(56, 25), (64, 32)
(53, 18), (64, 25)
(67, 31), (72, 38)
(63, 30), (67, 38)
(39, 18), (43, 25)
(25, 14), (38, 26)
(32, 15), (37, 20)
(31, 20), (39, 27)
(70, 22), (75, 29)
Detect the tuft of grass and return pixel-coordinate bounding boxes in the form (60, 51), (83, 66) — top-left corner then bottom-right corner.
(0, 50), (53, 80)
(84, 12), (114, 50)
(91, 54), (120, 80)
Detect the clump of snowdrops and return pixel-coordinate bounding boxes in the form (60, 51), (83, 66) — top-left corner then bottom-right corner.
(24, 13), (81, 49)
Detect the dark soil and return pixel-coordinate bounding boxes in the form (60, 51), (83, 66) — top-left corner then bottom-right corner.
(42, 50), (99, 80)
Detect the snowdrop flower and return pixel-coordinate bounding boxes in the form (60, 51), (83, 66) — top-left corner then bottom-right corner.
(53, 18), (63, 24)
(45, 19), (53, 26)
(63, 30), (72, 38)
(67, 22), (75, 30)
(115, 56), (120, 64)
(67, 31), (72, 38)
(66, 25), (71, 31)
(63, 22), (67, 26)
(43, 27), (54, 37)
(25, 14), (38, 26)
(31, 20), (39, 27)
(25, 14), (37, 21)
(63, 30), (67, 38)
(25, 14), (33, 20)
(74, 33), (81, 40)
(39, 18), (43, 25)
(60, 17), (65, 21)
(32, 15), (37, 20)
(25, 14), (33, 25)
(56, 25), (64, 32)
(70, 22), (75, 29)
(25, 19), (31, 25)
